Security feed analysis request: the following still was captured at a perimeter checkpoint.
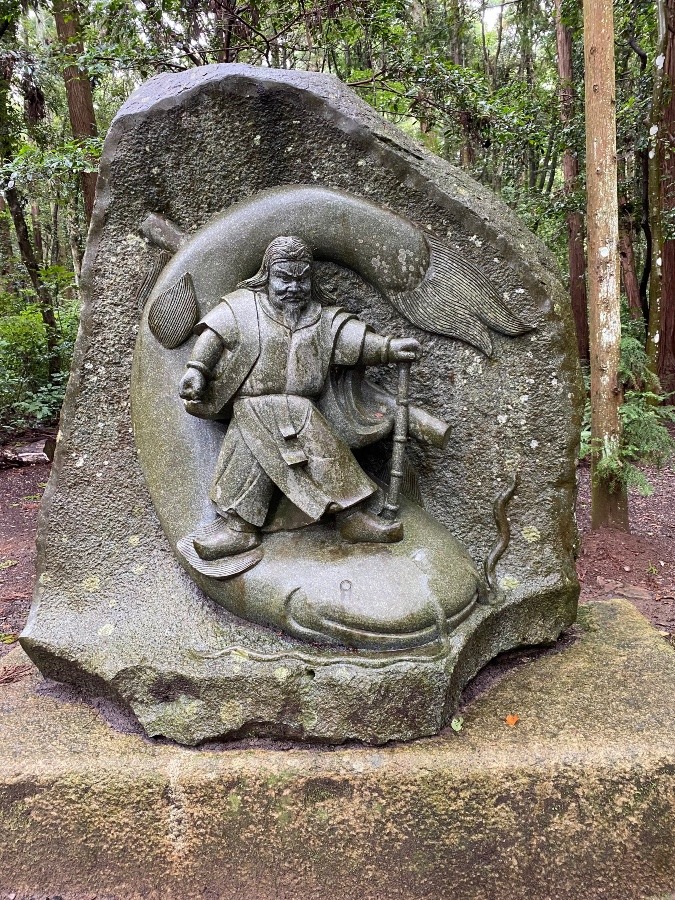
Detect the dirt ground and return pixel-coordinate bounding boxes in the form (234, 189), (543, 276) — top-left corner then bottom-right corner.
(1, 436), (674, 659)
(576, 461), (675, 635)
(0, 460), (49, 656)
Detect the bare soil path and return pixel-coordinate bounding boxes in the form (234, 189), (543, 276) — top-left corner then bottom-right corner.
(576, 462), (675, 636)
(0, 460), (50, 657)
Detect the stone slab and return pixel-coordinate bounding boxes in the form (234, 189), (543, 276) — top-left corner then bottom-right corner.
(20, 65), (582, 744)
(3, 600), (675, 900)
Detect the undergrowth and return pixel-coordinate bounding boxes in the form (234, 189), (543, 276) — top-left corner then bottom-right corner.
(580, 311), (675, 494)
(0, 286), (79, 439)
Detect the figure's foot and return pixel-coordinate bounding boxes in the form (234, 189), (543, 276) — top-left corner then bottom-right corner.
(337, 507), (404, 544)
(193, 514), (261, 561)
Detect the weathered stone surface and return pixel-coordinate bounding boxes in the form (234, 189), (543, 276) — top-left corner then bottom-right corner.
(4, 601), (675, 900)
(20, 65), (583, 743)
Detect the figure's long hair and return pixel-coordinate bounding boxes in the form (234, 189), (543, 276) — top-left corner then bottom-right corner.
(238, 236), (313, 291)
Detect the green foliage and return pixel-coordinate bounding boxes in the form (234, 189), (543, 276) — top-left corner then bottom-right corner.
(580, 310), (675, 494)
(0, 299), (79, 433)
(3, 138), (102, 190)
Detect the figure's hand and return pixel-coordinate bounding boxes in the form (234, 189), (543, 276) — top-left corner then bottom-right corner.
(389, 337), (422, 363)
(179, 368), (206, 401)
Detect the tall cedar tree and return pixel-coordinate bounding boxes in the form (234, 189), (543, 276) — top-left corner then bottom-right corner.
(646, 0), (668, 371)
(659, 0), (675, 392)
(52, 0), (98, 225)
(583, 0), (629, 529)
(554, 0), (589, 360)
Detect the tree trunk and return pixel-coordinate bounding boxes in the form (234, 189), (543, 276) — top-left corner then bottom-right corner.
(536, 124), (555, 192)
(448, 0), (464, 67)
(619, 210), (644, 322)
(212, 0), (233, 63)
(450, 0), (473, 167)
(645, 0), (668, 371)
(30, 202), (44, 268)
(555, 0), (589, 360)
(617, 157), (643, 321)
(52, 0), (98, 226)
(658, 0), (675, 393)
(583, 0), (629, 530)
(458, 109), (474, 168)
(4, 187), (59, 376)
(0, 195), (14, 280)
(68, 205), (82, 288)
(519, 0), (537, 196)
(50, 199), (62, 267)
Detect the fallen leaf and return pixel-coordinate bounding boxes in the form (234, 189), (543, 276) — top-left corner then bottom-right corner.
(0, 633), (17, 644)
(505, 714), (520, 727)
(450, 716), (464, 733)
(0, 559), (17, 571)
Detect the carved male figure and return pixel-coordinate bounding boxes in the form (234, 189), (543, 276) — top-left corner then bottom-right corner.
(179, 236), (421, 561)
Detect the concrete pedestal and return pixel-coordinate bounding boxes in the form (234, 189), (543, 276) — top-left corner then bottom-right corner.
(2, 600), (674, 900)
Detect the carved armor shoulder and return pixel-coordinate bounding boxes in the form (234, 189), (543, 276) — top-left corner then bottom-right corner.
(184, 290), (261, 420)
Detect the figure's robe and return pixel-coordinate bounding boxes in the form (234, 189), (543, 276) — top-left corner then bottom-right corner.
(196, 289), (377, 527)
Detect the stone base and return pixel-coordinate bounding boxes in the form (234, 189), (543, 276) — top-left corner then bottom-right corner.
(3, 600), (674, 900)
(21, 579), (574, 745)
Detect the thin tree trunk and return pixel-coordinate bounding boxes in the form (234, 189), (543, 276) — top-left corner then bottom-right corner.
(619, 211), (644, 321)
(68, 202), (82, 288)
(536, 124), (555, 192)
(458, 110), (474, 168)
(545, 148), (558, 195)
(5, 187), (59, 376)
(448, 0), (463, 67)
(212, 0), (233, 63)
(0, 195), (14, 280)
(30, 202), (44, 268)
(52, 0), (98, 226)
(49, 199), (61, 267)
(583, 0), (629, 530)
(618, 156), (643, 321)
(646, 0), (668, 371)
(555, 0), (589, 360)
(658, 0), (675, 393)
(628, 37), (652, 322)
(450, 0), (473, 167)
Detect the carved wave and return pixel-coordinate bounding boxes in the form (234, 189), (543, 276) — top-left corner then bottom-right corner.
(390, 235), (534, 357)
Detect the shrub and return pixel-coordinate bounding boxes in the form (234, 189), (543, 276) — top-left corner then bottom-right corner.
(579, 310), (675, 495)
(0, 298), (79, 435)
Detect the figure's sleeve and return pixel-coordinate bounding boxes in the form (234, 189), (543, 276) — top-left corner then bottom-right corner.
(332, 317), (391, 367)
(332, 317), (367, 366)
(194, 301), (238, 350)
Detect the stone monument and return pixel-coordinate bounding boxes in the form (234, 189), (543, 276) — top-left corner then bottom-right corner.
(20, 65), (583, 745)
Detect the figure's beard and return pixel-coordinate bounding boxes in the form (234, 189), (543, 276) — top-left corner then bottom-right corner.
(268, 288), (312, 312)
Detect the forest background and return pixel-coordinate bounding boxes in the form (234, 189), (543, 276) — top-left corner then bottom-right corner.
(1, 0), (675, 531)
